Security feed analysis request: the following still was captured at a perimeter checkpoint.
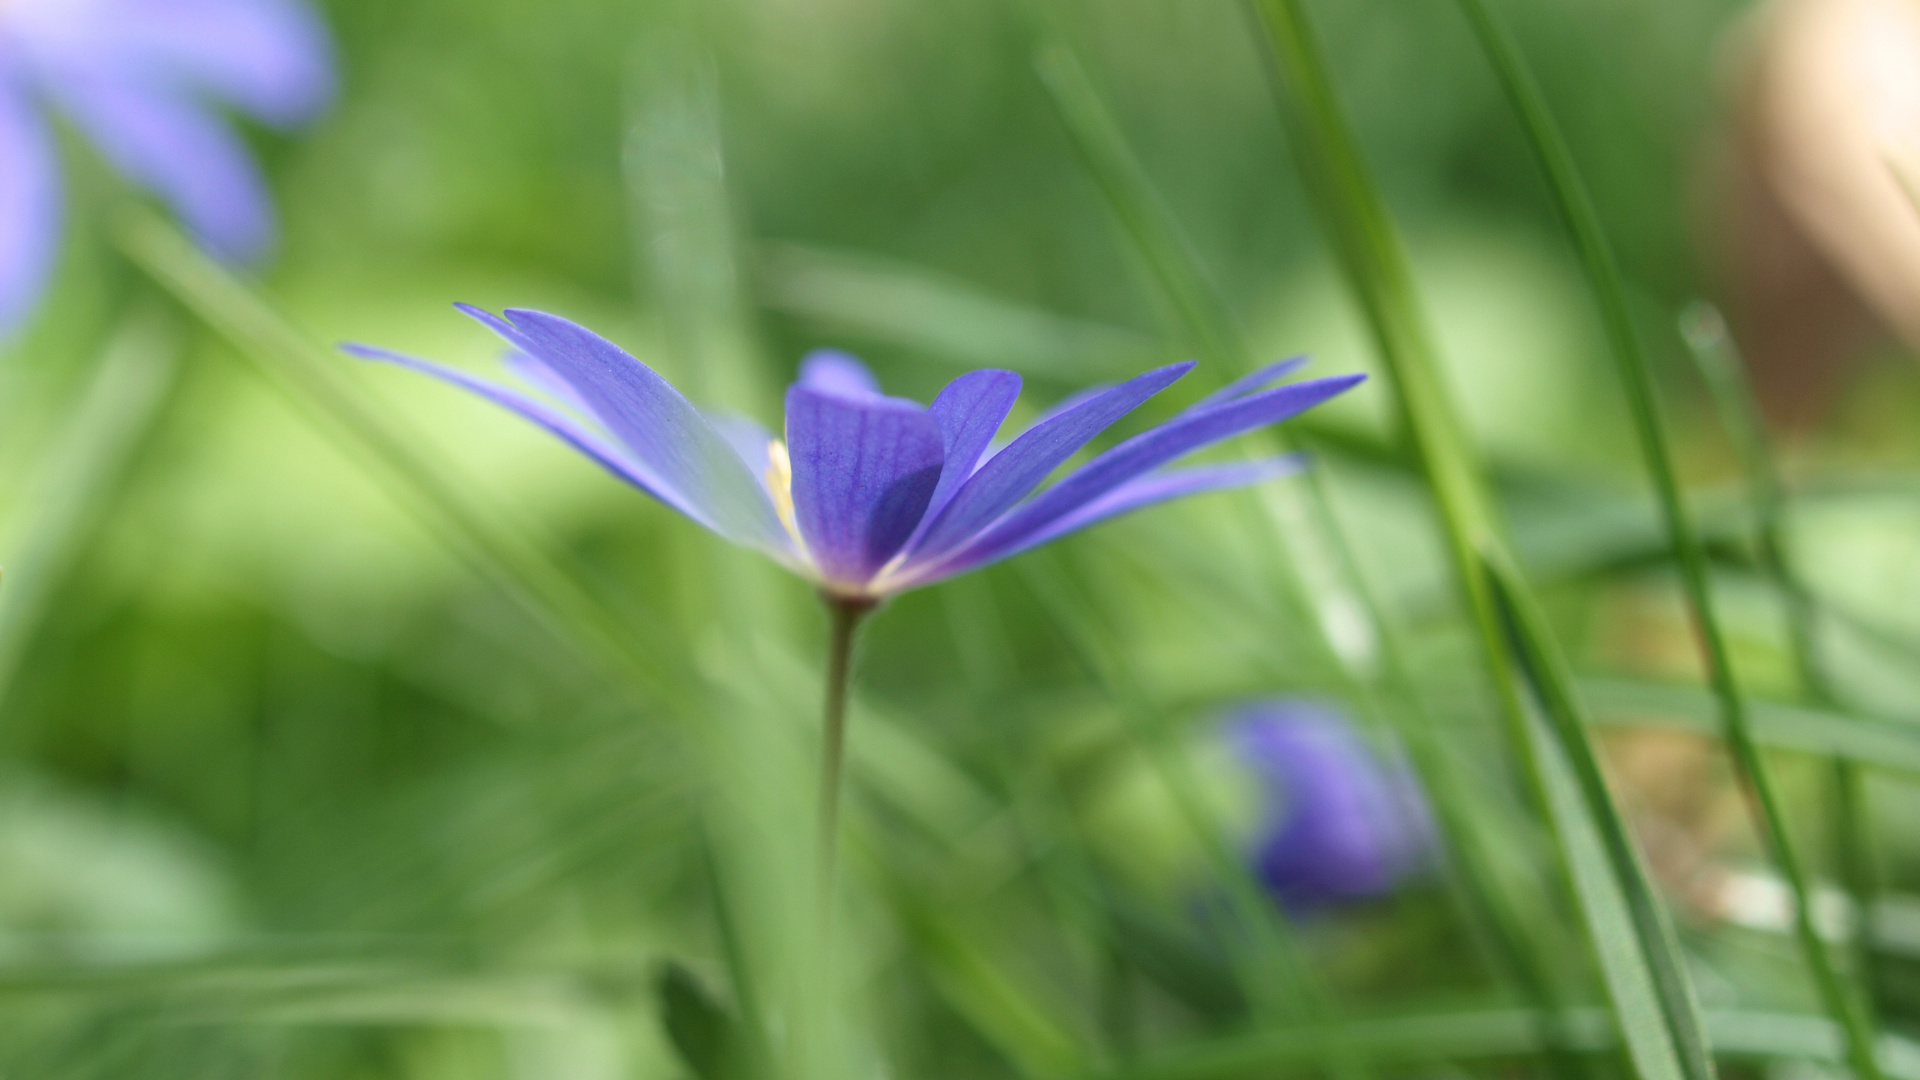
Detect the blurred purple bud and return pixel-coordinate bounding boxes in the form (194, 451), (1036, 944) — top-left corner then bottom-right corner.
(0, 0), (334, 337)
(1226, 700), (1435, 910)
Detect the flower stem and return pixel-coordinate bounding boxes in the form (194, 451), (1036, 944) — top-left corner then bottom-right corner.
(818, 596), (873, 902)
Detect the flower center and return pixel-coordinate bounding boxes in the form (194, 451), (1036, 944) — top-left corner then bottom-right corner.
(766, 438), (804, 547)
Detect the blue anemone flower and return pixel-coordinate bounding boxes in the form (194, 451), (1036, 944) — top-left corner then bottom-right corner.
(347, 307), (1362, 600)
(0, 0), (334, 334)
(1227, 701), (1434, 909)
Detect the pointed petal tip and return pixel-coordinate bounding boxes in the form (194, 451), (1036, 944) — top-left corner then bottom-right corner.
(341, 341), (402, 362)
(452, 302), (513, 332)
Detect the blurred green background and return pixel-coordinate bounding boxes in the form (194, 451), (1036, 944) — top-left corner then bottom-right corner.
(9, 0), (1920, 1075)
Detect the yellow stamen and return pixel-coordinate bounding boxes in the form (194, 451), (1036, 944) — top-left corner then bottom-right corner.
(766, 438), (803, 546)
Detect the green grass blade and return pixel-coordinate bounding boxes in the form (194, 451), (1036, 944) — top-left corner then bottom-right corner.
(756, 242), (1157, 379)
(1448, 3), (1883, 1074)
(1015, 554), (1365, 1080)
(625, 40), (769, 416)
(1246, 0), (1495, 550)
(1677, 307), (1799, 643)
(1580, 677), (1920, 774)
(1090, 1007), (1920, 1080)
(0, 305), (181, 710)
(1483, 549), (1711, 1080)
(1243, 6), (1715, 1079)
(1680, 300), (1888, 1035)
(698, 829), (775, 1080)
(112, 209), (690, 710)
(1032, 44), (1245, 370)
(894, 892), (1090, 1080)
(657, 961), (752, 1080)
(1032, 36), (1588, 1070)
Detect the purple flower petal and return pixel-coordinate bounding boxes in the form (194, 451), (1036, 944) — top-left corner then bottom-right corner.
(918, 368), (1021, 529)
(48, 74), (274, 261)
(785, 385), (946, 589)
(460, 306), (787, 549)
(0, 82), (62, 337)
(941, 374), (1362, 573)
(968, 380), (1118, 471)
(909, 457), (1305, 586)
(344, 343), (715, 525)
(1186, 357), (1307, 413)
(704, 412), (778, 483)
(100, 0), (333, 125)
(906, 361), (1195, 562)
(503, 349), (594, 416)
(798, 349), (882, 398)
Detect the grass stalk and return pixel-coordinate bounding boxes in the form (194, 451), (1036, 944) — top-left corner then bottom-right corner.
(1483, 547), (1711, 1080)
(113, 209), (692, 712)
(1016, 554), (1366, 1080)
(0, 303), (181, 711)
(1034, 41), (1587, 1067)
(1681, 302), (1884, 1020)
(1447, 2), (1881, 1074)
(1244, 3), (1716, 1078)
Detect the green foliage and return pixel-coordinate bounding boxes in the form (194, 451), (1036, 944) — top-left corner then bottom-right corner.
(3, 0), (1920, 1077)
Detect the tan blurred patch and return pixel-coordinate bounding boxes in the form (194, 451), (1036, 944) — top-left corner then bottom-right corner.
(1705, 0), (1920, 429)
(1588, 591), (1755, 920)
(1598, 727), (1746, 919)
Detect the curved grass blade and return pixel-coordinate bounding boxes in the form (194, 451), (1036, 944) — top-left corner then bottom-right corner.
(1483, 549), (1712, 1080)
(1032, 44), (1244, 371)
(625, 38), (767, 417)
(1447, 3), (1883, 1075)
(1015, 553), (1365, 1080)
(1032, 36), (1589, 1076)
(0, 304), (181, 711)
(1242, 5), (1714, 1080)
(1681, 303), (1886, 1010)
(893, 889), (1089, 1080)
(659, 961), (753, 1080)
(1089, 1007), (1920, 1080)
(1244, 0), (1494, 550)
(111, 208), (692, 711)
(1580, 677), (1920, 775)
(756, 242), (1158, 379)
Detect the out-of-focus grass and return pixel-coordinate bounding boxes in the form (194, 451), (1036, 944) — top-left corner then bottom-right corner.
(3, 0), (1920, 1076)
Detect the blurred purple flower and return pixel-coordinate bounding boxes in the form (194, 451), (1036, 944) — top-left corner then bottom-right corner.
(0, 0), (334, 334)
(1228, 701), (1435, 909)
(347, 307), (1361, 600)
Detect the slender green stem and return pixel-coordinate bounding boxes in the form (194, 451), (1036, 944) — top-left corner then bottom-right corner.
(0, 303), (181, 711)
(1483, 548), (1711, 1080)
(817, 596), (872, 900)
(1034, 42), (1586, 1073)
(1680, 307), (1829, 692)
(1089, 1006), (1920, 1080)
(699, 823), (775, 1080)
(114, 209), (693, 712)
(1681, 303), (1884, 1020)
(1016, 555), (1367, 1080)
(1446, 2), (1880, 1074)
(1244, 4), (1715, 1079)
